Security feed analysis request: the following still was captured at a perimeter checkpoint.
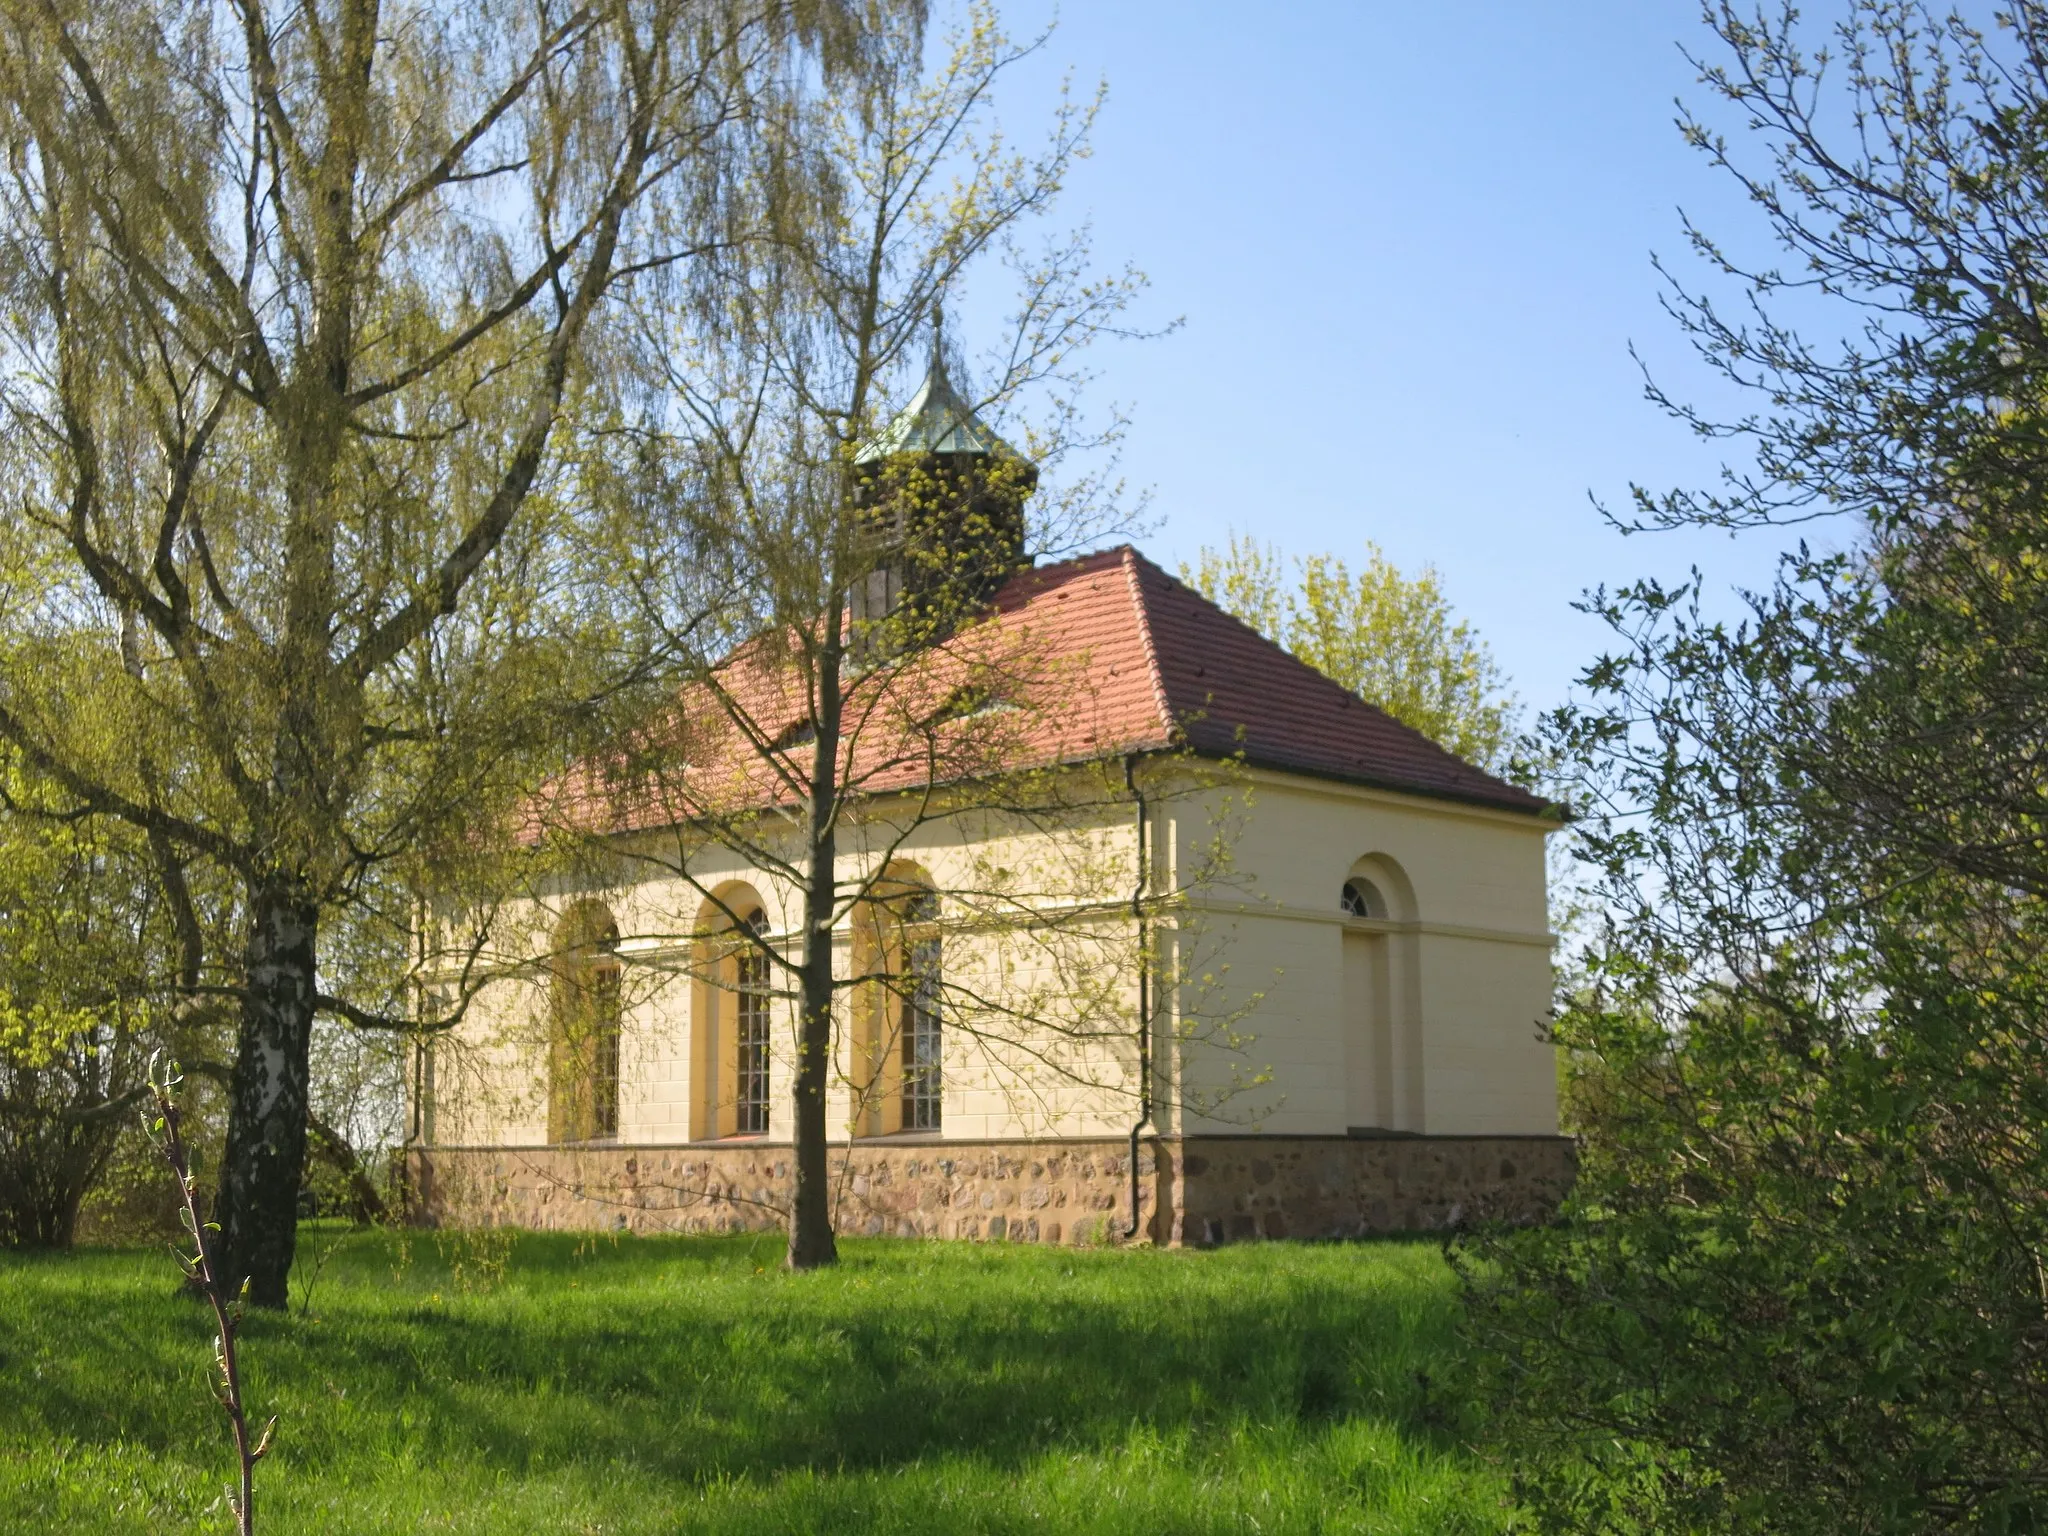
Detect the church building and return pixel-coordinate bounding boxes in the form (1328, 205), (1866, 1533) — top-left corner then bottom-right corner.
(408, 355), (1571, 1246)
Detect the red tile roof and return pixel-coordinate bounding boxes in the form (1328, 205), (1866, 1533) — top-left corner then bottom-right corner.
(1011, 547), (1548, 816)
(546, 545), (1549, 835)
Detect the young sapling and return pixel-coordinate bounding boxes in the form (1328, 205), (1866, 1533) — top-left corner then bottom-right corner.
(146, 1056), (277, 1535)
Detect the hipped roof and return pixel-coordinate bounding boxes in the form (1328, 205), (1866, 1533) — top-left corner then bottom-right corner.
(850, 356), (1024, 464)
(544, 546), (1550, 838)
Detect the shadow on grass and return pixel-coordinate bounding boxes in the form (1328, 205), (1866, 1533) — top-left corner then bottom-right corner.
(0, 1229), (1465, 1489)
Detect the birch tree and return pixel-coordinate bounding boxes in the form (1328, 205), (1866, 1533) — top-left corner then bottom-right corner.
(0, 0), (859, 1303)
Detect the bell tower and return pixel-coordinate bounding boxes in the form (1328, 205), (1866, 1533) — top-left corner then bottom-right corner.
(849, 312), (1037, 641)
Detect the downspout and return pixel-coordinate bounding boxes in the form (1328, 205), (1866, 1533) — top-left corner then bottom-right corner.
(410, 1041), (426, 1144)
(409, 895), (428, 1147)
(1123, 753), (1153, 1240)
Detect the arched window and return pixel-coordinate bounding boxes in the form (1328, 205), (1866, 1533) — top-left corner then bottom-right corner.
(691, 887), (772, 1140)
(901, 891), (942, 1132)
(734, 909), (771, 1135)
(1341, 878), (1388, 919)
(851, 870), (942, 1137)
(1340, 857), (1421, 1134)
(550, 903), (621, 1143)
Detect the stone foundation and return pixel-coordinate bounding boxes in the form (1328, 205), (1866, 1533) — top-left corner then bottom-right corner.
(408, 1133), (1572, 1245)
(1161, 1135), (1573, 1244)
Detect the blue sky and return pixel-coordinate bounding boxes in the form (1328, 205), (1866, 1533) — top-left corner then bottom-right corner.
(979, 1), (1806, 720)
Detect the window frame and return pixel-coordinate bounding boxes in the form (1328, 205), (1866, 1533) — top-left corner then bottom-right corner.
(1341, 877), (1388, 921)
(733, 909), (772, 1136)
(899, 891), (943, 1133)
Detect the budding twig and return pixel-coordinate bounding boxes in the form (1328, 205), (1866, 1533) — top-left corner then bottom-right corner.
(146, 1053), (276, 1536)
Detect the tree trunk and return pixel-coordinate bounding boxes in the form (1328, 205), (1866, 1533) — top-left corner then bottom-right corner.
(786, 642), (843, 1271)
(214, 882), (320, 1308)
(786, 883), (838, 1269)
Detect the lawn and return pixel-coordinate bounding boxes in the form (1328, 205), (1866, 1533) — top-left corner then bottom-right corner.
(0, 1228), (1509, 1534)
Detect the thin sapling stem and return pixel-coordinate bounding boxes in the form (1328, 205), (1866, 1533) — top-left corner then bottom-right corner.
(146, 1055), (278, 1536)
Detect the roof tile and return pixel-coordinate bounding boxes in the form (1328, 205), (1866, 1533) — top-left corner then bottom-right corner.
(552, 543), (1549, 835)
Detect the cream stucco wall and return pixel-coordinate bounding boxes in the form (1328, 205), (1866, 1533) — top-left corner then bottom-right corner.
(1161, 767), (1558, 1138)
(424, 789), (1148, 1149)
(420, 761), (1558, 1151)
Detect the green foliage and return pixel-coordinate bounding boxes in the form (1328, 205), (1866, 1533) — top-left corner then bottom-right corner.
(1466, 544), (2048, 1528)
(1455, 3), (2048, 1529)
(1463, 906), (2048, 1531)
(0, 1234), (1506, 1534)
(0, 767), (218, 1248)
(1183, 533), (1522, 776)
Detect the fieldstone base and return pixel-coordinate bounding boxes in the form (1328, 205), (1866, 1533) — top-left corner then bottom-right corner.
(1161, 1135), (1574, 1244)
(407, 1134), (1572, 1245)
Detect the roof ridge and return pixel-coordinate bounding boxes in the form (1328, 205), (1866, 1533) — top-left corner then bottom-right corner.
(1118, 546), (1177, 746)
(1038, 543), (1136, 574)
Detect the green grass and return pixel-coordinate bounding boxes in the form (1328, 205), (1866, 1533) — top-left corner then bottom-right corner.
(0, 1228), (1508, 1534)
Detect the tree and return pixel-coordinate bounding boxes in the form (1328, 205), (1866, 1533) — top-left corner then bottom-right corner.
(0, 0), (858, 1303)
(0, 764), (225, 1247)
(525, 4), (1248, 1269)
(1183, 534), (1522, 776)
(1454, 4), (2048, 1529)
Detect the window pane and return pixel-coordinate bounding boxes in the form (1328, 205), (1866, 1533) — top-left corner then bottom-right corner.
(1342, 879), (1386, 919)
(736, 915), (770, 1135)
(902, 933), (942, 1131)
(592, 964), (621, 1138)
